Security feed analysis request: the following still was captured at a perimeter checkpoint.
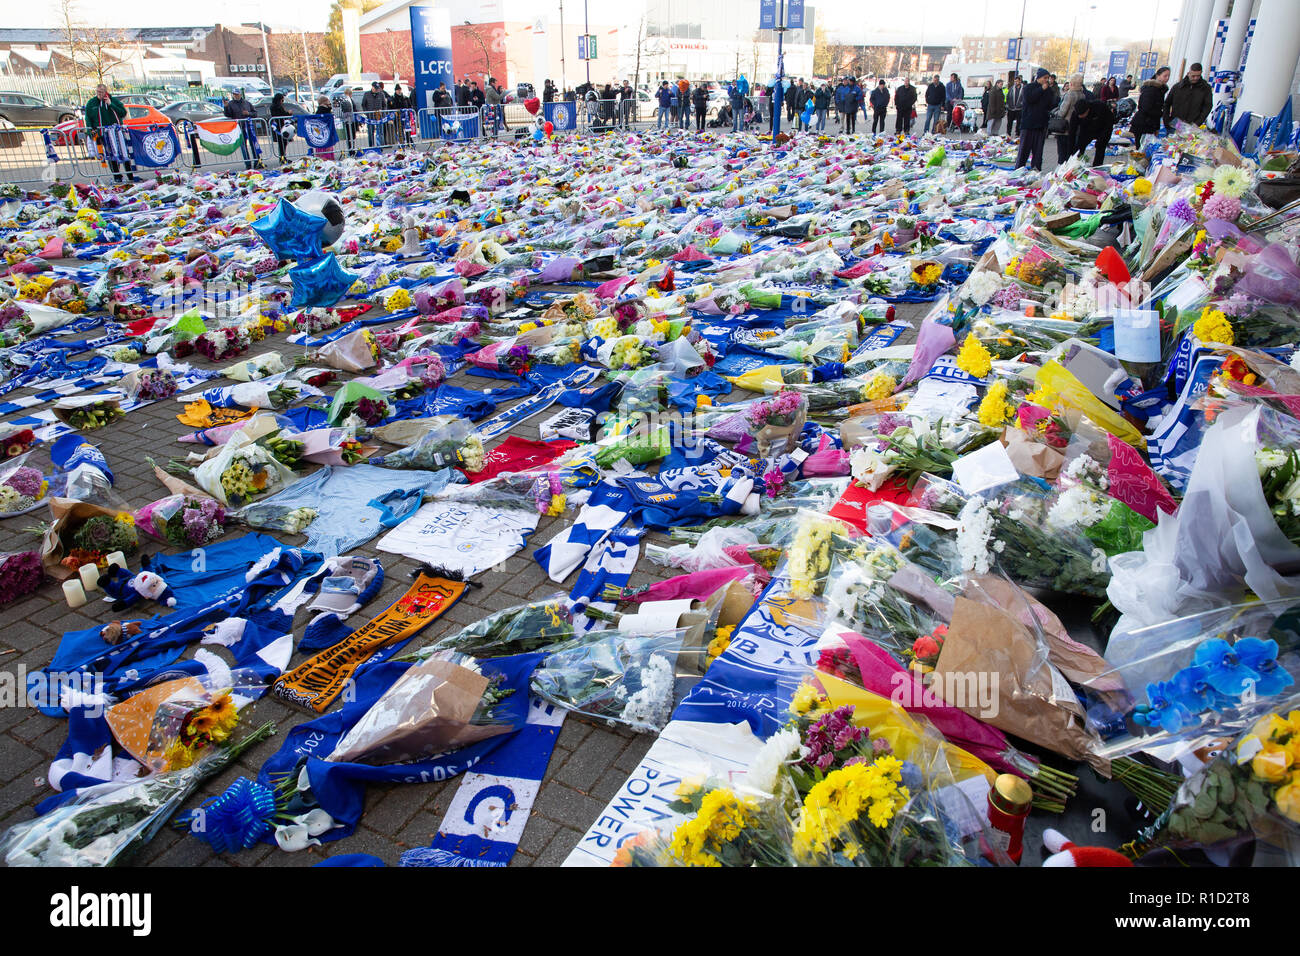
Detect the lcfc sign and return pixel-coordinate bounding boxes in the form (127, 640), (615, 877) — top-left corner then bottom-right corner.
(410, 5), (454, 111)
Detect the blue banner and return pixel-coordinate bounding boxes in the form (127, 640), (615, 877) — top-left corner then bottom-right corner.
(1008, 37), (1020, 60)
(1108, 51), (1129, 77)
(438, 110), (480, 140)
(543, 100), (577, 131)
(410, 5), (455, 113)
(294, 114), (339, 152)
(786, 0), (804, 30)
(126, 124), (182, 167)
(759, 0), (776, 29)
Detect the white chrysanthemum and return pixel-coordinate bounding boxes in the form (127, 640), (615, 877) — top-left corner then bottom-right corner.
(1047, 483), (1111, 530)
(1257, 448), (1288, 477)
(746, 728), (806, 796)
(956, 498), (996, 574)
(963, 269), (1002, 307)
(620, 654), (675, 731)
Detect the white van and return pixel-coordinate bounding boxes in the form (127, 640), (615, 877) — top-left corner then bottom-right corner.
(938, 58), (1045, 120)
(211, 75), (272, 98)
(319, 74), (382, 98)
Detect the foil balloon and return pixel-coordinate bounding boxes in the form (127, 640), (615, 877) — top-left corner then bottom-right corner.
(252, 198), (328, 264)
(532, 128), (545, 142)
(524, 97), (541, 115)
(289, 253), (356, 309)
(294, 190), (346, 249)
(543, 121), (554, 136)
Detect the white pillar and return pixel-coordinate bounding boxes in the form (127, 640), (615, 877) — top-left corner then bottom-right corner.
(1236, 0), (1300, 117)
(1200, 0), (1231, 68)
(1170, 0), (1193, 74)
(1180, 0), (1216, 75)
(1217, 0), (1255, 76)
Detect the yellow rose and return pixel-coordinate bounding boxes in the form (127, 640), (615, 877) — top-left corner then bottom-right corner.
(1276, 776), (1300, 824)
(1251, 742), (1293, 783)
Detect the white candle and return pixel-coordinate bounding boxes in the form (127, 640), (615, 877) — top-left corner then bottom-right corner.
(63, 578), (87, 609)
(106, 551), (127, 570)
(79, 562), (101, 593)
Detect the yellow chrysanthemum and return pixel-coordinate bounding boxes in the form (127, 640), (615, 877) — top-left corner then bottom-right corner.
(978, 379), (1014, 426)
(956, 334), (994, 379)
(1192, 307), (1234, 345)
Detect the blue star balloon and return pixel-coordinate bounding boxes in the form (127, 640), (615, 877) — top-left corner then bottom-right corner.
(253, 198), (328, 264)
(289, 253), (356, 309)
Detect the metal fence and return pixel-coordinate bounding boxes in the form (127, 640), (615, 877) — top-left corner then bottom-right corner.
(0, 99), (686, 185)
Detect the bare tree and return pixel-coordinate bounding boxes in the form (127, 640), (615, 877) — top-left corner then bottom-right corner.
(370, 28), (410, 83)
(460, 22), (494, 80)
(270, 33), (309, 94)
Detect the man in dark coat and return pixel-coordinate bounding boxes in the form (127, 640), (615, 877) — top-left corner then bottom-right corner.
(1014, 68), (1053, 171)
(869, 79), (890, 134)
(1006, 75), (1024, 137)
(1072, 94), (1117, 167)
(1164, 62), (1213, 130)
(923, 75), (945, 133)
(894, 78), (917, 135)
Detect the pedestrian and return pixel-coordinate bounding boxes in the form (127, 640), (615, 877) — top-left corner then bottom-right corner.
(620, 80), (635, 127)
(470, 81), (485, 110)
(669, 84), (680, 125)
(1101, 76), (1119, 103)
(692, 82), (707, 132)
(270, 92), (293, 163)
(392, 84), (412, 143)
(785, 80), (799, 123)
(455, 78), (470, 107)
(814, 81), (831, 132)
(980, 81), (992, 129)
(484, 77), (504, 136)
(1164, 62), (1213, 130)
(731, 79), (748, 132)
(757, 85), (768, 126)
(1006, 75), (1024, 138)
(334, 87), (356, 155)
(945, 72), (965, 129)
(985, 78), (1005, 135)
(1129, 66), (1169, 142)
(432, 82), (452, 110)
(867, 79), (889, 134)
(678, 77), (691, 129)
(923, 75), (945, 134)
(222, 87), (260, 170)
(83, 83), (137, 182)
(841, 79), (859, 134)
(1015, 68), (1053, 171)
(657, 81), (672, 129)
(1053, 75), (1086, 164)
(361, 81), (388, 147)
(1118, 74), (1134, 97)
(314, 95), (336, 159)
(543, 79), (556, 103)
(894, 77), (917, 135)
(1072, 94), (1117, 167)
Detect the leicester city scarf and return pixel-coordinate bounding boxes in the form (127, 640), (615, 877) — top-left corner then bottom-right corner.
(273, 573), (467, 713)
(475, 366), (601, 440)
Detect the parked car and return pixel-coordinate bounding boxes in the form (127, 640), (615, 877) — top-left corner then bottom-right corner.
(121, 104), (173, 128)
(253, 99), (307, 122)
(119, 93), (166, 109)
(0, 92), (78, 128)
(160, 100), (225, 125)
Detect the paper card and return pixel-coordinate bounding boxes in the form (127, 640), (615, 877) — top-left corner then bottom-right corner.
(1113, 309), (1162, 362)
(618, 598), (695, 634)
(952, 440), (1019, 494)
(1163, 274), (1210, 314)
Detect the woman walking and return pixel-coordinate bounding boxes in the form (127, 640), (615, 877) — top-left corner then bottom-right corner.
(1053, 75), (1086, 164)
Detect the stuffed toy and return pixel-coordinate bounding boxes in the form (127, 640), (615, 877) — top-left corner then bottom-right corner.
(99, 566), (178, 612)
(1042, 828), (1133, 867)
(99, 620), (143, 645)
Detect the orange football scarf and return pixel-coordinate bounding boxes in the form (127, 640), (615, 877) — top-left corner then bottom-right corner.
(273, 573), (467, 713)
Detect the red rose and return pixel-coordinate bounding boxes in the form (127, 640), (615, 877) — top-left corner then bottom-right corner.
(912, 635), (940, 659)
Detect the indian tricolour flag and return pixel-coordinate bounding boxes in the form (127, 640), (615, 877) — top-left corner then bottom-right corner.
(194, 119), (244, 155)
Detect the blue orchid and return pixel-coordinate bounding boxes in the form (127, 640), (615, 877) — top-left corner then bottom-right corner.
(1134, 680), (1200, 734)
(1233, 637), (1295, 698)
(1191, 638), (1262, 697)
(1168, 662), (1235, 713)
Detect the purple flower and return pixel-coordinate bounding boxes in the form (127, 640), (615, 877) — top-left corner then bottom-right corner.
(1167, 198), (1197, 224)
(4, 467), (42, 498)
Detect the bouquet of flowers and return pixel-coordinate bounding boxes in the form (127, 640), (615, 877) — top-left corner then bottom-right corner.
(105, 677), (242, 772)
(598, 334), (660, 372)
(0, 457), (49, 515)
(123, 368), (178, 403)
(1125, 700), (1300, 861)
(0, 722), (275, 866)
(293, 308), (342, 337)
(955, 479), (1111, 597)
(193, 326), (251, 362)
(0, 428), (35, 462)
(239, 505), (318, 535)
(615, 782), (793, 867)
(225, 352), (286, 382)
(135, 494), (226, 548)
(0, 551), (44, 606)
(851, 418), (998, 492)
(369, 418), (485, 472)
(53, 398), (124, 431)
(193, 433), (297, 508)
(531, 630), (684, 732)
(781, 511), (860, 599)
(743, 389), (808, 457)
(68, 512), (138, 560)
(821, 544), (950, 659)
(399, 597), (577, 660)
(327, 651), (530, 765)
